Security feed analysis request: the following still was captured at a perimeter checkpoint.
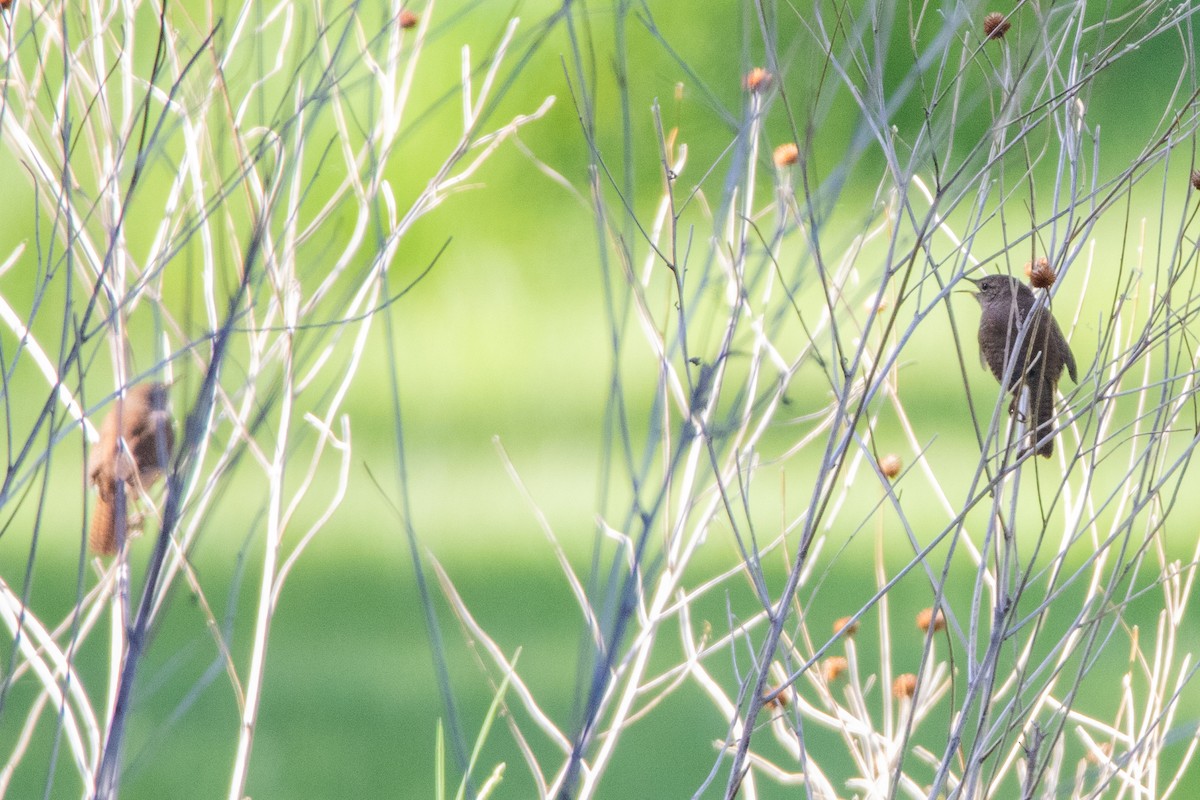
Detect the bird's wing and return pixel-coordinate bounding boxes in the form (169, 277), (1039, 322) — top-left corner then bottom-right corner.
(1057, 320), (1078, 383)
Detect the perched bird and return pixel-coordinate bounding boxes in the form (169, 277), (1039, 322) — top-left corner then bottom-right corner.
(968, 275), (1077, 458)
(89, 382), (174, 555)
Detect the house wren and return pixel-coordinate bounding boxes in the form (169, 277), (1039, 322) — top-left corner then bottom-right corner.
(968, 275), (1077, 458)
(89, 382), (174, 555)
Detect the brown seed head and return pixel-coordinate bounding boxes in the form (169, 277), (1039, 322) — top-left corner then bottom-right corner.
(1025, 257), (1057, 289)
(892, 673), (918, 699)
(879, 453), (902, 479)
(983, 12), (1011, 40)
(833, 616), (858, 637)
(1191, 169), (1200, 191)
(0, 0), (11, 9)
(773, 143), (799, 168)
(824, 656), (849, 682)
(744, 67), (773, 93)
(916, 607), (946, 633)
(399, 9), (419, 29)
(763, 683), (793, 710)
(1085, 742), (1113, 765)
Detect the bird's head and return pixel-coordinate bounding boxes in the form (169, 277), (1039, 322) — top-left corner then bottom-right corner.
(962, 274), (1024, 305)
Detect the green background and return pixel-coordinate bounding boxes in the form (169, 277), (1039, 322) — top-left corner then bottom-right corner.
(2, 1), (1199, 797)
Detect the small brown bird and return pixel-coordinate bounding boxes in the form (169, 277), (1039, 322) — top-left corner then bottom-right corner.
(968, 275), (1078, 458)
(89, 382), (174, 555)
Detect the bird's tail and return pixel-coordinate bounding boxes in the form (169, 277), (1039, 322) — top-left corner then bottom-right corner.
(90, 495), (118, 556)
(1029, 381), (1057, 458)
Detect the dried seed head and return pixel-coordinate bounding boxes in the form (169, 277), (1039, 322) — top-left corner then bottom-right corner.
(399, 9), (419, 29)
(763, 683), (793, 709)
(833, 616), (858, 637)
(1191, 169), (1200, 191)
(893, 673), (918, 699)
(916, 607), (946, 633)
(824, 656), (849, 681)
(744, 67), (773, 93)
(1085, 742), (1113, 764)
(879, 454), (902, 479)
(1025, 257), (1057, 289)
(864, 296), (890, 315)
(0, 0), (11, 9)
(983, 12), (1011, 40)
(773, 143), (799, 167)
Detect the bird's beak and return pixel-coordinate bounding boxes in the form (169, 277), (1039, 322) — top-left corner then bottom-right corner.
(958, 276), (982, 300)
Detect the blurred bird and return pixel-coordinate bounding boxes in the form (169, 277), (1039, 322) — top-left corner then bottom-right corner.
(968, 275), (1077, 458)
(89, 382), (174, 555)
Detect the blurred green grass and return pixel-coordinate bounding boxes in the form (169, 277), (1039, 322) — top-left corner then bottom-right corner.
(5, 362), (1200, 799)
(4, 164), (1198, 800)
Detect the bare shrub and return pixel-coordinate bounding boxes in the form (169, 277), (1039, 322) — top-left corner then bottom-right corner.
(438, 3), (1200, 798)
(0, 2), (548, 797)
